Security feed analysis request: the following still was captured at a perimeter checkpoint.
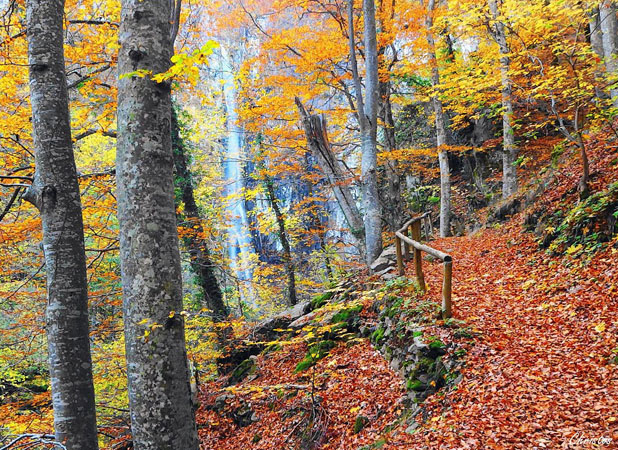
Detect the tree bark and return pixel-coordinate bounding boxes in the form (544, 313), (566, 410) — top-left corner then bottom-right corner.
(488, 0), (518, 199)
(589, 6), (609, 100)
(24, 0), (99, 448)
(264, 176), (297, 306)
(295, 98), (366, 254)
(376, 0), (404, 233)
(599, 0), (618, 106)
(117, 0), (199, 448)
(426, 0), (451, 237)
(590, 7), (605, 59)
(172, 109), (228, 321)
(348, 0), (383, 265)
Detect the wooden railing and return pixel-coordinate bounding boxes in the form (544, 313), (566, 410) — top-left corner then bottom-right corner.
(394, 213), (453, 319)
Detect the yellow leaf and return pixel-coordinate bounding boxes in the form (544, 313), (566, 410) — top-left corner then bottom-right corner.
(594, 322), (606, 333)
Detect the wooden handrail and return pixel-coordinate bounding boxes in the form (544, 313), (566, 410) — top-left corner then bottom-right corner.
(395, 214), (453, 319)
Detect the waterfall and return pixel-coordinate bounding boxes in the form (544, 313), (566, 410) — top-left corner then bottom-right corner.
(220, 46), (255, 306)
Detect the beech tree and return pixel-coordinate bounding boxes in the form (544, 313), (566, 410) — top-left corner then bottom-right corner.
(488, 0), (518, 199)
(425, 0), (452, 237)
(23, 0), (99, 448)
(116, 0), (199, 448)
(348, 0), (384, 265)
(599, 0), (618, 105)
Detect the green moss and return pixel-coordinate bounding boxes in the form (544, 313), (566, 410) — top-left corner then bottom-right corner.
(406, 379), (425, 391)
(331, 304), (363, 323)
(294, 340), (336, 373)
(229, 358), (256, 384)
(428, 338), (445, 350)
(353, 415), (370, 434)
(311, 291), (334, 309)
(371, 326), (385, 344)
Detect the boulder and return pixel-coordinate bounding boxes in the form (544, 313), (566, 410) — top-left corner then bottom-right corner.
(370, 246), (398, 272)
(252, 301), (312, 341)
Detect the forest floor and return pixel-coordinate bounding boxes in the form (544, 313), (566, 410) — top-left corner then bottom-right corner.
(383, 224), (618, 449)
(197, 141), (618, 449)
(197, 221), (618, 449)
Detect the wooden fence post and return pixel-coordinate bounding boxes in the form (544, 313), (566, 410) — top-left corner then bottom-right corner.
(395, 235), (404, 276)
(411, 221), (426, 291)
(442, 260), (453, 319)
(403, 224), (411, 261)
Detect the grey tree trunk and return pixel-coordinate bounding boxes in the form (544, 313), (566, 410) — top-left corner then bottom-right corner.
(600, 0), (618, 106)
(348, 0), (383, 265)
(117, 0), (199, 448)
(589, 7), (608, 100)
(426, 0), (451, 237)
(590, 7), (605, 59)
(296, 98), (366, 254)
(23, 0), (99, 448)
(488, 0), (518, 199)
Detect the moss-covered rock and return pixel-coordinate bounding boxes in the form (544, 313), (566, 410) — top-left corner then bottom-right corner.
(228, 357), (257, 385)
(294, 340), (336, 373)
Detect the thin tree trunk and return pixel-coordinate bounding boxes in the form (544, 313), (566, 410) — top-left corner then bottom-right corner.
(117, 0), (199, 448)
(295, 98), (366, 254)
(172, 109), (228, 320)
(426, 0), (451, 237)
(348, 0), (383, 265)
(600, 0), (618, 106)
(378, 77), (405, 232)
(488, 0), (518, 199)
(23, 0), (99, 448)
(264, 176), (297, 306)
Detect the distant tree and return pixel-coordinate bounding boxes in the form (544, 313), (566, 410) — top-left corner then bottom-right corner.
(425, 0), (452, 237)
(23, 0), (99, 448)
(172, 109), (229, 320)
(116, 0), (199, 448)
(488, 0), (518, 199)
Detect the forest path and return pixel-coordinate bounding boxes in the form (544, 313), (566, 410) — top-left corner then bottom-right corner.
(394, 225), (618, 449)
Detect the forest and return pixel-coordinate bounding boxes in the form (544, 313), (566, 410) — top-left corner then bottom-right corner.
(0, 0), (617, 449)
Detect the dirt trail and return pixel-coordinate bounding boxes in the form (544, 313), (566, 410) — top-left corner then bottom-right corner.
(391, 226), (618, 449)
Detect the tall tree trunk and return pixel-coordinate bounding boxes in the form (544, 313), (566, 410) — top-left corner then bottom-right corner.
(600, 0), (618, 106)
(264, 176), (297, 306)
(377, 0), (404, 233)
(378, 76), (405, 232)
(117, 0), (199, 448)
(23, 1), (99, 448)
(296, 98), (366, 255)
(488, 0), (518, 199)
(348, 0), (383, 265)
(589, 6), (608, 100)
(590, 7), (605, 59)
(426, 0), (451, 237)
(172, 109), (228, 321)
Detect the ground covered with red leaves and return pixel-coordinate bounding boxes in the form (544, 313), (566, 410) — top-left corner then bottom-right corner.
(197, 223), (617, 449)
(197, 339), (407, 450)
(382, 225), (618, 449)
